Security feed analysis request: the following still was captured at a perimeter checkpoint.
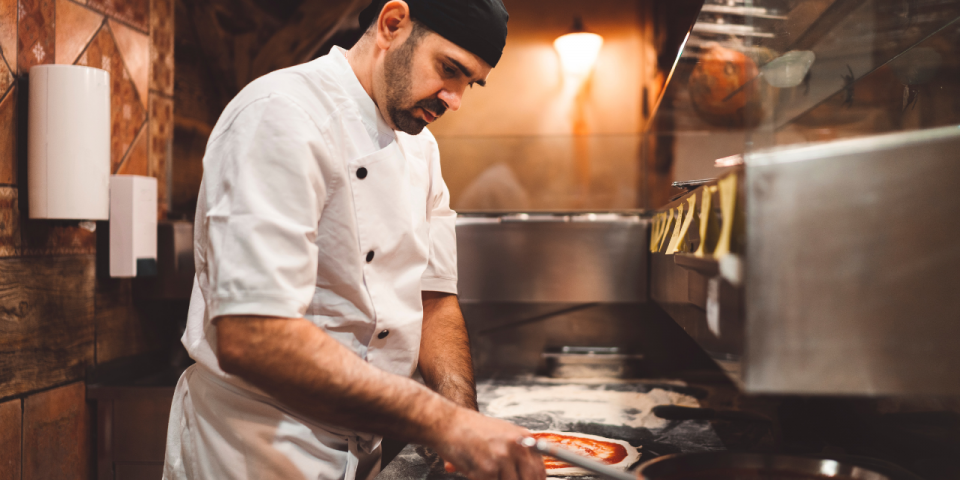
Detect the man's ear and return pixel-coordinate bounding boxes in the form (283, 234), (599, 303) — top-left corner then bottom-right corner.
(376, 0), (412, 51)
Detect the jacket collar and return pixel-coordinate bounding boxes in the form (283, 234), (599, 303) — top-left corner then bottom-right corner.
(329, 46), (395, 149)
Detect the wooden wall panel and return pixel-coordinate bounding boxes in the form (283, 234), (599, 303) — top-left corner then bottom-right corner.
(0, 187), (20, 257)
(0, 397), (21, 480)
(19, 222), (97, 256)
(0, 256), (95, 399)
(94, 277), (176, 364)
(95, 278), (146, 363)
(22, 382), (92, 480)
(0, 70), (15, 186)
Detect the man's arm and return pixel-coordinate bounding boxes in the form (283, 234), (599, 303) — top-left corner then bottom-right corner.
(215, 315), (545, 480)
(419, 291), (477, 410)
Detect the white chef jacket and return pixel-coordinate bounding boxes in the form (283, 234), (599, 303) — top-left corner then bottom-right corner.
(163, 46), (458, 480)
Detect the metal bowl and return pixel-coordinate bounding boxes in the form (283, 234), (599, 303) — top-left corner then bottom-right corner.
(637, 452), (896, 480)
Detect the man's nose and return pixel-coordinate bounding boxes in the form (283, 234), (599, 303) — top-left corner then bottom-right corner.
(438, 89), (462, 112)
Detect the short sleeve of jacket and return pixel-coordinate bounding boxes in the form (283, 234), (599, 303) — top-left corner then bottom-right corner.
(420, 135), (458, 294)
(201, 94), (326, 319)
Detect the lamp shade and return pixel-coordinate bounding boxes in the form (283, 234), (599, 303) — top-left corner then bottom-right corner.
(554, 31), (604, 77)
(28, 64), (111, 220)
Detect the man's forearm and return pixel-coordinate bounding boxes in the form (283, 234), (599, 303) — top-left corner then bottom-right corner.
(215, 315), (459, 445)
(420, 292), (478, 411)
(215, 313), (544, 480)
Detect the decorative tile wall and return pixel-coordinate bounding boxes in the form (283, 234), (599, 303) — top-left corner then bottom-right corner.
(54, 0), (103, 65)
(87, 0), (148, 32)
(17, 0), (55, 75)
(149, 92), (172, 216)
(149, 0), (173, 217)
(0, 0), (17, 73)
(0, 0), (173, 476)
(77, 26), (148, 172)
(149, 0), (172, 96)
(0, 56), (12, 94)
(117, 123), (148, 175)
(110, 18), (150, 106)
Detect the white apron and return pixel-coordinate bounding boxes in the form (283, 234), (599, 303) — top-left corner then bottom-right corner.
(163, 365), (383, 480)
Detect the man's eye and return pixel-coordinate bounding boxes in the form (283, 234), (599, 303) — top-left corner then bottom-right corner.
(443, 65), (456, 75)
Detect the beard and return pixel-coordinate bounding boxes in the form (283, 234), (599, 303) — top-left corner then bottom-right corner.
(382, 36), (446, 135)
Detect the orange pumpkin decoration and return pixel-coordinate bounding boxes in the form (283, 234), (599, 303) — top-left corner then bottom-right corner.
(688, 43), (762, 127)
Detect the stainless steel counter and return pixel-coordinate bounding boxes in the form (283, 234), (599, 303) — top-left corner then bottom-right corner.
(743, 126), (960, 395)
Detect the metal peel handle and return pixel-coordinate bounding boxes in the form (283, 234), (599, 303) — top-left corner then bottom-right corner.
(520, 437), (636, 480)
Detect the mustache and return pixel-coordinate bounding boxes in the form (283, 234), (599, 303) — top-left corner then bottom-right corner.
(414, 97), (446, 118)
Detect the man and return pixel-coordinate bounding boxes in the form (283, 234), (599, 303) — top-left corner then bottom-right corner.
(162, 1), (546, 479)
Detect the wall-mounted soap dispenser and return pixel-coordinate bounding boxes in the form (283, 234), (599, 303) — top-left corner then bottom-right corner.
(110, 175), (158, 278)
(28, 65), (111, 220)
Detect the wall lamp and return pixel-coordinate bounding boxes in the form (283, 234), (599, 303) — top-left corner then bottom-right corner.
(553, 16), (604, 78)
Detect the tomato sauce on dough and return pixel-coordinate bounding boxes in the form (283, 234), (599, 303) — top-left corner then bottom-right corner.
(530, 432), (628, 470)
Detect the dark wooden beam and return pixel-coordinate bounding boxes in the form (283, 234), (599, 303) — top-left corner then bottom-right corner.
(177, 0), (365, 99)
(249, 0), (367, 82)
(0, 256), (95, 399)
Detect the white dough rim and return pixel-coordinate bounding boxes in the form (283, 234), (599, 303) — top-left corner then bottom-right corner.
(530, 430), (642, 477)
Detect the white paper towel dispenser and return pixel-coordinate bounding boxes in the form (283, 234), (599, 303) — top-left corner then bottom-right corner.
(28, 64), (111, 220)
(110, 175), (157, 278)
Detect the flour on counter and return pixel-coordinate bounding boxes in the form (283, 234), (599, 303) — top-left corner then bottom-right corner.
(482, 385), (699, 430)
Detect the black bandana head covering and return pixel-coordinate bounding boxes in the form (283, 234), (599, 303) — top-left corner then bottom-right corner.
(359, 0), (509, 68)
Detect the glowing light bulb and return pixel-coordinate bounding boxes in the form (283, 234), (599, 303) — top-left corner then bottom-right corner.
(554, 31), (604, 77)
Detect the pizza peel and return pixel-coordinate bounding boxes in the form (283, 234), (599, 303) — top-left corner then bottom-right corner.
(520, 437), (637, 480)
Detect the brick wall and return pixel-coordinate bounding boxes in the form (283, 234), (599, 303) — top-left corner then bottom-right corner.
(0, 0), (174, 477)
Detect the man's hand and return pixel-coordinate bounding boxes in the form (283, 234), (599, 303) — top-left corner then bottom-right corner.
(433, 409), (546, 480)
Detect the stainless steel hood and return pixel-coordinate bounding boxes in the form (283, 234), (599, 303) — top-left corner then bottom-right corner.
(456, 213), (648, 304)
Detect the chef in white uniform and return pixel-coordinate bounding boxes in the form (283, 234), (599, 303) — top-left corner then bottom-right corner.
(162, 1), (546, 479)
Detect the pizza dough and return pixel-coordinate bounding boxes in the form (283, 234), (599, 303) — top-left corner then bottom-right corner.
(483, 385), (699, 430)
(530, 431), (641, 477)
